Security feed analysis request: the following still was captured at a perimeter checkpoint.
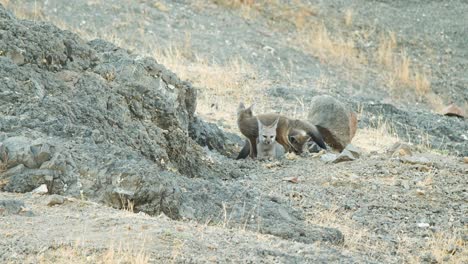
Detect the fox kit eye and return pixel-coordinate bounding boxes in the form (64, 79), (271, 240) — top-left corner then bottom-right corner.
(263, 135), (267, 139)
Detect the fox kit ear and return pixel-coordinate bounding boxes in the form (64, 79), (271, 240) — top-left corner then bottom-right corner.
(257, 118), (264, 129)
(271, 117), (280, 128)
(238, 102), (246, 110)
(247, 103), (255, 112)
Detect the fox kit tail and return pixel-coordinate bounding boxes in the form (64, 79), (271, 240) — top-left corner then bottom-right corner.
(236, 139), (251, 160)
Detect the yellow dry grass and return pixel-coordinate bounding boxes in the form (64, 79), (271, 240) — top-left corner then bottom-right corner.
(352, 108), (400, 153)
(344, 9), (353, 26)
(407, 231), (467, 264)
(294, 23), (365, 67)
(212, 0), (317, 29)
(376, 32), (434, 101)
(153, 41), (267, 130)
(27, 241), (150, 264)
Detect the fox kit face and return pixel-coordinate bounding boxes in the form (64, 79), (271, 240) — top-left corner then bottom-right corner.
(289, 129), (310, 154)
(258, 118), (279, 145)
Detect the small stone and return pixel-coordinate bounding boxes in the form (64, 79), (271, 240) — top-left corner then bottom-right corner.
(463, 157), (468, 164)
(333, 149), (356, 163)
(417, 222), (430, 228)
(283, 176), (299, 183)
(401, 180), (410, 190)
(320, 153), (337, 163)
(285, 152), (297, 160)
(441, 103), (465, 118)
(343, 144), (361, 158)
(31, 184), (48, 195)
(47, 195), (65, 206)
(264, 161), (281, 169)
(6, 49), (25, 65)
(416, 189), (425, 195)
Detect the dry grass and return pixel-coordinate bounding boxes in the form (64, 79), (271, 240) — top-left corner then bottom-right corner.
(306, 205), (388, 255)
(212, 0), (317, 29)
(294, 23), (365, 67)
(307, 204), (466, 263)
(376, 32), (433, 100)
(0, 148), (8, 174)
(407, 231), (467, 264)
(0, 0), (45, 20)
(153, 41), (267, 130)
(353, 109), (400, 153)
(344, 9), (353, 26)
(27, 241), (150, 264)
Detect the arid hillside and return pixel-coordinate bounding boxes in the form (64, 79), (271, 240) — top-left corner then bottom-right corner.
(0, 1), (467, 263)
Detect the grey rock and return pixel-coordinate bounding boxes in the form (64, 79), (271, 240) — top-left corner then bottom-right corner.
(343, 144), (361, 158)
(333, 149), (356, 163)
(0, 137), (55, 169)
(307, 95), (356, 151)
(330, 145), (361, 164)
(6, 49), (25, 65)
(320, 153), (337, 163)
(0, 199), (32, 216)
(31, 184), (48, 195)
(47, 194), (65, 206)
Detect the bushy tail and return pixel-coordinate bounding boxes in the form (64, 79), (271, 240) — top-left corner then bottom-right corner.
(236, 139), (250, 159)
(293, 120), (327, 149)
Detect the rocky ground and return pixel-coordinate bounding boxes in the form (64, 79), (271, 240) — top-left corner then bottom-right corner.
(0, 0), (467, 263)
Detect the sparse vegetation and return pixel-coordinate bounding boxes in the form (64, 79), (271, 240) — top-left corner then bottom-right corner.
(27, 242), (150, 264)
(0, 0), (466, 263)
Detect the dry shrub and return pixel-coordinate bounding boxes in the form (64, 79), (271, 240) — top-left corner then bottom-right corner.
(376, 32), (397, 67)
(29, 242), (150, 264)
(407, 231), (467, 264)
(344, 9), (353, 26)
(352, 114), (399, 153)
(375, 33), (433, 100)
(294, 23), (364, 67)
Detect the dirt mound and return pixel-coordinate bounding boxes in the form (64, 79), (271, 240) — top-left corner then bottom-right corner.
(0, 4), (345, 249)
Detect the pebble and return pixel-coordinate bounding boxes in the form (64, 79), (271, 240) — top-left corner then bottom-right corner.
(441, 103), (465, 118)
(47, 195), (65, 206)
(320, 153), (337, 163)
(31, 184), (48, 195)
(417, 222), (430, 228)
(333, 149), (356, 163)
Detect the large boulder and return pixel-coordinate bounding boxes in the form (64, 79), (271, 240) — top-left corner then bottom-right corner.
(307, 95), (357, 151)
(0, 5), (343, 245)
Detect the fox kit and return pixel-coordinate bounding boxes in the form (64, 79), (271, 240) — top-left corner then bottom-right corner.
(256, 118), (285, 160)
(236, 102), (326, 159)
